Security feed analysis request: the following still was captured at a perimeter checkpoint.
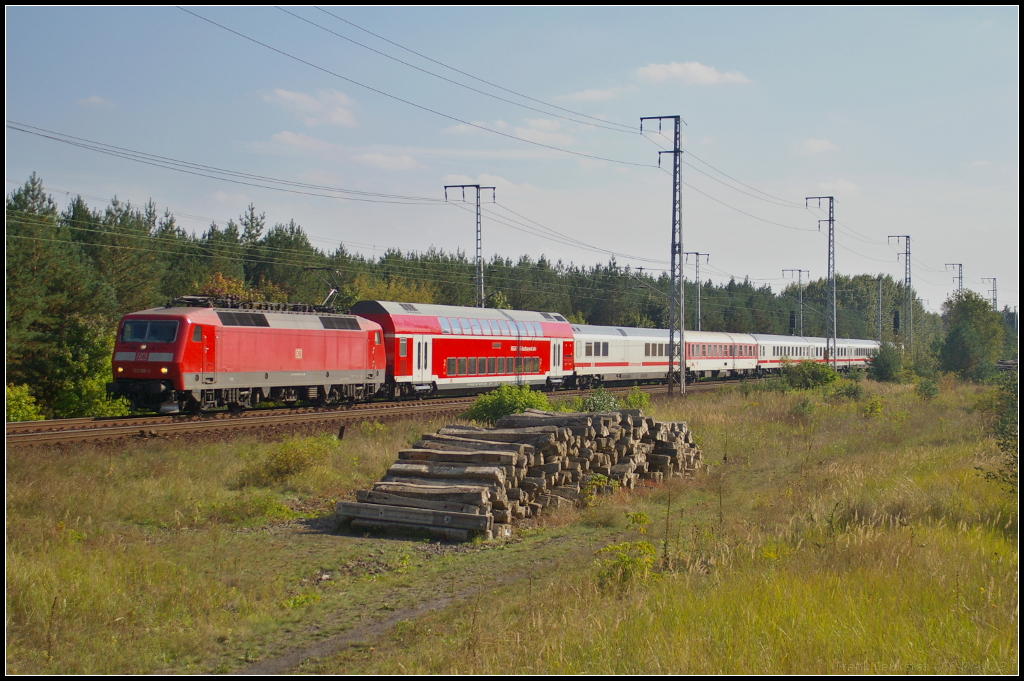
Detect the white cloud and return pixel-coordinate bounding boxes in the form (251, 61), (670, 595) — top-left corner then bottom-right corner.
(514, 127), (577, 146)
(815, 179), (860, 196)
(969, 160), (991, 167)
(525, 118), (561, 132)
(442, 121), (487, 134)
(636, 61), (750, 85)
(264, 89), (356, 127)
(799, 138), (840, 155)
(560, 86), (632, 101)
(77, 95), (113, 108)
(352, 153), (419, 171)
(271, 131), (341, 154)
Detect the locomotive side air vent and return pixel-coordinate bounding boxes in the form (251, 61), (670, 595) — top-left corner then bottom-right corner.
(320, 316), (362, 330)
(553, 315), (567, 322)
(217, 311), (270, 327)
(399, 303), (419, 312)
(540, 312), (554, 320)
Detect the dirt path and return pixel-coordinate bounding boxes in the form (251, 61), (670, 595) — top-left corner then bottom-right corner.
(233, 531), (584, 675)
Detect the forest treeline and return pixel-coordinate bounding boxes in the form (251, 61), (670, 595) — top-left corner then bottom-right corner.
(5, 174), (1017, 418)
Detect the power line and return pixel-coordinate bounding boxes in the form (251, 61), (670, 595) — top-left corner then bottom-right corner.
(277, 7), (636, 135)
(658, 167), (817, 232)
(176, 7), (657, 169)
(312, 6), (637, 132)
(7, 121), (447, 205)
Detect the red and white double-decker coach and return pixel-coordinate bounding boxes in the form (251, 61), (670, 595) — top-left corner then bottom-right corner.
(349, 300), (575, 397)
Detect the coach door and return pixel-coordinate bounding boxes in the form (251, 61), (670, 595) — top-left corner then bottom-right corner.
(411, 335), (431, 384)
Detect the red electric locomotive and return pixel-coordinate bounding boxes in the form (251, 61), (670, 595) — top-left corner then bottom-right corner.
(108, 297), (386, 413)
(349, 300), (575, 398)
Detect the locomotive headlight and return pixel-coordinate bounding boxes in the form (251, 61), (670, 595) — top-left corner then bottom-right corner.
(160, 367), (169, 374)
(116, 366), (124, 373)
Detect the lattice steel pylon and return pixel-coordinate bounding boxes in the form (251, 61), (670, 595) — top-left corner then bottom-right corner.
(685, 252), (709, 331)
(642, 115), (684, 395)
(889, 235), (912, 359)
(808, 197), (836, 369)
(444, 183), (495, 307)
(783, 269), (809, 336)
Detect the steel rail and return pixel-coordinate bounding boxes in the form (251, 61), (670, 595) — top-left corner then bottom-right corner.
(6, 381), (732, 447)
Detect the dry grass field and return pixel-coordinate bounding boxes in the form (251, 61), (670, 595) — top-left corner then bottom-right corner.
(5, 378), (1017, 674)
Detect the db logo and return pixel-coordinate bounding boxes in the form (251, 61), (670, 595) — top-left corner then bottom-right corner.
(295, 348), (303, 359)
(136, 352), (149, 361)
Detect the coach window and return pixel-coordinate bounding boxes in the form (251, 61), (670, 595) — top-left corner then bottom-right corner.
(399, 338), (408, 358)
(192, 326), (202, 342)
(602, 342), (609, 356)
(585, 342), (593, 357)
(532, 357), (540, 373)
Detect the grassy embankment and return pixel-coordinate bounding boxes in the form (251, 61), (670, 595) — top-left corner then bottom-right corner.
(6, 378), (1018, 674)
(310, 377), (1018, 674)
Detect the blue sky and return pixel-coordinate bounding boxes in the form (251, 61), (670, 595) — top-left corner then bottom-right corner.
(6, 7), (1018, 313)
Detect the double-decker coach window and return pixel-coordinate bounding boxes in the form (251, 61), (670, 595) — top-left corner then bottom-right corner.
(488, 357), (496, 374)
(447, 358), (456, 376)
(399, 338), (408, 357)
(457, 358), (467, 375)
(121, 320), (179, 343)
(498, 357), (506, 373)
(468, 357), (477, 374)
(439, 317), (452, 334)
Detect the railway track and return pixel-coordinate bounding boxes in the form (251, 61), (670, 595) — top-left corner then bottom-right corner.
(5, 381), (731, 447)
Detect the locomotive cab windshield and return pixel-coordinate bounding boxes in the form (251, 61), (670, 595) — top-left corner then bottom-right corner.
(120, 320), (179, 343)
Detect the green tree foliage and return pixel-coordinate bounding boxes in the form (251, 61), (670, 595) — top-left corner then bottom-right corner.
(939, 290), (1004, 381)
(869, 342), (903, 383)
(6, 384), (45, 422)
(5, 175), (121, 417)
(4, 173), (959, 416)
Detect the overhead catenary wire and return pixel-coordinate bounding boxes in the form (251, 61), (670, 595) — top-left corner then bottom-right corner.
(312, 6), (638, 132)
(7, 122), (447, 205)
(176, 7), (658, 169)
(277, 7), (637, 135)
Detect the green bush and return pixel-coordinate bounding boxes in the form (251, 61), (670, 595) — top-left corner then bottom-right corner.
(869, 342), (903, 383)
(6, 384), (45, 422)
(578, 387), (621, 413)
(790, 397), (816, 419)
(829, 379), (864, 401)
(782, 360), (839, 389)
(463, 384), (550, 423)
(915, 379), (940, 401)
(621, 386), (651, 411)
(976, 370), (1017, 492)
